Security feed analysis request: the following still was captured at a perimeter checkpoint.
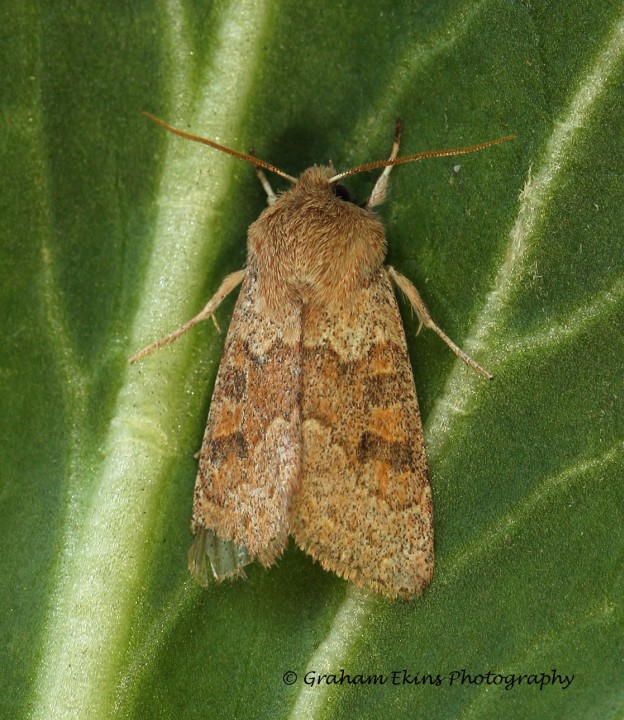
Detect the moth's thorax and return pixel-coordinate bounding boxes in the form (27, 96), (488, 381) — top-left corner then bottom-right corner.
(248, 165), (386, 310)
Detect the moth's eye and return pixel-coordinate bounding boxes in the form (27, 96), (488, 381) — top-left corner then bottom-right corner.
(332, 183), (351, 202)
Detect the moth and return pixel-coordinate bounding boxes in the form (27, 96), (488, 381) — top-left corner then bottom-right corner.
(131, 114), (513, 599)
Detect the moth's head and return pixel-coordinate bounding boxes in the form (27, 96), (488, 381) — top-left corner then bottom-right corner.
(288, 164), (363, 209)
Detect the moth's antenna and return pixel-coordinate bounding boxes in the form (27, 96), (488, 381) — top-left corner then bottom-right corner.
(144, 112), (297, 183)
(329, 134), (516, 184)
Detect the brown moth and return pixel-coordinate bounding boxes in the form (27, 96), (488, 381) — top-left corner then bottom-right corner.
(130, 114), (514, 599)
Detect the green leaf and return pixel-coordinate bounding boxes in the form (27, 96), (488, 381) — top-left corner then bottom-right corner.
(2, 1), (622, 718)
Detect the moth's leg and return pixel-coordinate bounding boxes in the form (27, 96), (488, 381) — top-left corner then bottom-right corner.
(129, 269), (247, 363)
(254, 166), (277, 205)
(387, 266), (493, 379)
(366, 120), (402, 209)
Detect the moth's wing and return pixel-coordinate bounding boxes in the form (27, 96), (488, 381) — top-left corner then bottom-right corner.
(189, 270), (302, 584)
(188, 527), (251, 585)
(290, 267), (433, 599)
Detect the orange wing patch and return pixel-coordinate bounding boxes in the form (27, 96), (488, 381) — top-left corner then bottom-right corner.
(290, 267), (433, 599)
(190, 271), (302, 581)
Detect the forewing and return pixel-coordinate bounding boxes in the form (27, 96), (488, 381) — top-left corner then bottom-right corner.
(189, 270), (302, 583)
(290, 267), (433, 599)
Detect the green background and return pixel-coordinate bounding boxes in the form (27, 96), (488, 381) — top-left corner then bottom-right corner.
(1, 1), (623, 718)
